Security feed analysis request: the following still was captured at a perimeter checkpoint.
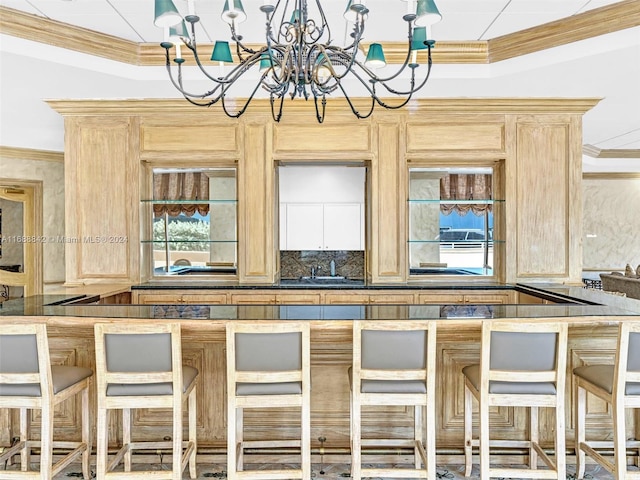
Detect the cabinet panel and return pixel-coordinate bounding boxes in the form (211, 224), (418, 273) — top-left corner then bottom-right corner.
(230, 293), (277, 305)
(181, 294), (227, 304)
(323, 203), (362, 250)
(324, 293), (370, 305)
(464, 293), (512, 304)
(285, 204), (324, 250)
(417, 293), (465, 304)
(277, 293), (321, 304)
(368, 293), (416, 304)
(136, 293), (182, 304)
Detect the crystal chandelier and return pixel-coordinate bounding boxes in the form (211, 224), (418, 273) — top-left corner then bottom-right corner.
(154, 0), (442, 123)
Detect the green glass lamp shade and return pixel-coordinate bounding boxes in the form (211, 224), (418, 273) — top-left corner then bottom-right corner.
(411, 27), (428, 50)
(259, 53), (271, 72)
(211, 41), (233, 63)
(168, 20), (190, 45)
(415, 0), (442, 27)
(364, 43), (386, 69)
(221, 0), (247, 25)
(154, 0), (182, 28)
(290, 9), (301, 23)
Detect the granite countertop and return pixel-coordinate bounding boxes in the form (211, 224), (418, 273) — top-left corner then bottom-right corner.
(2, 283), (640, 319)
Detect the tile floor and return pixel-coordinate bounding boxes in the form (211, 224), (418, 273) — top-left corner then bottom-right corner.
(2, 461), (622, 479)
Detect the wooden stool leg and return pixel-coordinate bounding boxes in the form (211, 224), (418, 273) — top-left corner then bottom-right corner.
(96, 407), (108, 480)
(530, 406), (539, 470)
(301, 397), (311, 480)
(81, 385), (91, 480)
(351, 396), (362, 480)
(613, 397), (627, 480)
(227, 399), (237, 480)
(414, 404), (423, 469)
(575, 384), (587, 479)
(426, 401), (436, 480)
(19, 407), (30, 472)
(555, 397), (566, 480)
(236, 407), (244, 471)
(189, 388), (197, 479)
(172, 399), (183, 480)
(123, 408), (132, 472)
(40, 402), (54, 480)
(479, 394), (490, 480)
(463, 385), (473, 477)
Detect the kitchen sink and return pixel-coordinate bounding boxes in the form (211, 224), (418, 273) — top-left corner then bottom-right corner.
(280, 276), (364, 286)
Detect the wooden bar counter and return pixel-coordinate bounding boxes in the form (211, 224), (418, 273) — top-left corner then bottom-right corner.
(2, 283), (640, 464)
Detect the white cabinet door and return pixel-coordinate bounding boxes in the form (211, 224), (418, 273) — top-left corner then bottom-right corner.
(323, 203), (362, 250)
(285, 203), (324, 250)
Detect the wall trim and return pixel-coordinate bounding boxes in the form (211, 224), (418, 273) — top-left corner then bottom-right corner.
(583, 144), (640, 159)
(583, 172), (640, 179)
(0, 146), (64, 163)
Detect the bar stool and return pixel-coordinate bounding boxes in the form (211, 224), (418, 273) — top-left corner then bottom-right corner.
(94, 322), (198, 480)
(226, 321), (311, 480)
(350, 320), (437, 480)
(463, 320), (568, 480)
(574, 321), (640, 479)
(0, 323), (93, 479)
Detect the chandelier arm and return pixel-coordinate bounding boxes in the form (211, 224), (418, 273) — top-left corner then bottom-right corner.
(313, 94), (327, 124)
(270, 92), (286, 122)
(336, 82), (376, 119)
(163, 53), (225, 100)
(375, 48), (433, 96)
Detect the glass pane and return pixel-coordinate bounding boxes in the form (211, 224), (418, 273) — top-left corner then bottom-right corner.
(409, 167), (496, 277)
(149, 168), (237, 276)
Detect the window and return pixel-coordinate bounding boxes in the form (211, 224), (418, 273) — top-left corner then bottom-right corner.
(144, 167), (237, 277)
(408, 167), (502, 277)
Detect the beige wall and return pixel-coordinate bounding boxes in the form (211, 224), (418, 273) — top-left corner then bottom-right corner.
(583, 176), (640, 271)
(0, 154), (65, 284)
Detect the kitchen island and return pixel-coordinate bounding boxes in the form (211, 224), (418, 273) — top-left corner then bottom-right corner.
(1, 283), (640, 465)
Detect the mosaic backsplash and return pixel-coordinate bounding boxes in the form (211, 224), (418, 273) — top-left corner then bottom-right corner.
(280, 251), (365, 279)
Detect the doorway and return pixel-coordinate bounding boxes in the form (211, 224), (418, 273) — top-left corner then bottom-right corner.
(0, 180), (42, 300)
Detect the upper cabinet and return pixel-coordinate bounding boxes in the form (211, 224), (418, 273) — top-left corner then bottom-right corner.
(279, 166), (365, 251)
(282, 203), (363, 250)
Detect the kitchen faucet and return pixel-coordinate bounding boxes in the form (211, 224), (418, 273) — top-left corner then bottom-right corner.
(311, 265), (321, 278)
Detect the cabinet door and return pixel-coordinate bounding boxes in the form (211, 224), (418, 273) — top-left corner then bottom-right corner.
(230, 293), (277, 305)
(464, 292), (513, 304)
(276, 293), (321, 304)
(324, 293), (370, 304)
(181, 294), (228, 304)
(417, 293), (465, 304)
(285, 204), (324, 250)
(136, 293), (183, 304)
(323, 203), (362, 250)
(368, 293), (416, 304)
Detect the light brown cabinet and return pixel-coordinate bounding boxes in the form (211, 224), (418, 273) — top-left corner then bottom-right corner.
(417, 290), (514, 304)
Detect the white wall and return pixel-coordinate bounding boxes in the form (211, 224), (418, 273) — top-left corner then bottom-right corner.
(279, 166), (365, 203)
(583, 177), (640, 271)
(0, 157), (65, 284)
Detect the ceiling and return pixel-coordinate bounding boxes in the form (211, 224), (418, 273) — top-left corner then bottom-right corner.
(1, 0), (639, 171)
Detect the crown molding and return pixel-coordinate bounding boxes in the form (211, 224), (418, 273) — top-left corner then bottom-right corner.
(488, 0), (640, 62)
(583, 144), (640, 159)
(583, 172), (640, 179)
(0, 146), (64, 163)
(3, 1), (639, 67)
(45, 97), (601, 117)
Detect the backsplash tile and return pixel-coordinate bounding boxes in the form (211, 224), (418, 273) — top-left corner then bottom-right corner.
(280, 251), (364, 279)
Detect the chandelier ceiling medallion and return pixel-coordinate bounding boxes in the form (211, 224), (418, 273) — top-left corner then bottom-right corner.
(155, 0), (442, 122)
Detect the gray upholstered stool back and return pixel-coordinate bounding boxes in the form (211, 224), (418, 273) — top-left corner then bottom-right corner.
(105, 333), (172, 372)
(361, 330), (427, 370)
(235, 332), (302, 371)
(0, 333), (39, 375)
(628, 332), (640, 371)
(490, 331), (558, 372)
